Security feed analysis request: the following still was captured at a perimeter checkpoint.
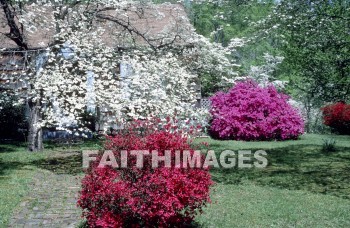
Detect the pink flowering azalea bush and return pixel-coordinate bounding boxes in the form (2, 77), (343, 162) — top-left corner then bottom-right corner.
(78, 118), (213, 227)
(209, 80), (304, 140)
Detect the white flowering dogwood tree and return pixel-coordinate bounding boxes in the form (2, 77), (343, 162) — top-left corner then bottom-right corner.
(0, 0), (243, 151)
(248, 53), (286, 89)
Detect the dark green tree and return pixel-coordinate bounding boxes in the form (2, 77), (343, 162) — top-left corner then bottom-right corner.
(189, 0), (276, 96)
(263, 0), (350, 104)
(0, 94), (28, 141)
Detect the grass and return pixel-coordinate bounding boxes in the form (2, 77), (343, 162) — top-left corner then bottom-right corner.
(193, 133), (350, 227)
(194, 133), (350, 150)
(195, 134), (350, 199)
(0, 139), (102, 226)
(0, 142), (47, 226)
(0, 134), (350, 227)
(195, 183), (350, 227)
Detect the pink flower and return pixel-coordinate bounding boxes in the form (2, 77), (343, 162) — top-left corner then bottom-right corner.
(209, 80), (304, 140)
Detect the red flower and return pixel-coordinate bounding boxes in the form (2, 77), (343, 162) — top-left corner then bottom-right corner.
(78, 118), (213, 227)
(321, 102), (350, 134)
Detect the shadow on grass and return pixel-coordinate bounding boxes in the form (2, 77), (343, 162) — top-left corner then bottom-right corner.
(0, 151), (83, 177)
(0, 141), (26, 153)
(0, 138), (103, 176)
(31, 153), (83, 175)
(1, 142), (350, 201)
(0, 146), (16, 153)
(0, 160), (25, 178)
(211, 145), (350, 199)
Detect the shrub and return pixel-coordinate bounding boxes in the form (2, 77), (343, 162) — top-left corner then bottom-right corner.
(209, 80), (304, 140)
(0, 95), (27, 141)
(321, 138), (337, 153)
(321, 102), (350, 135)
(78, 119), (213, 227)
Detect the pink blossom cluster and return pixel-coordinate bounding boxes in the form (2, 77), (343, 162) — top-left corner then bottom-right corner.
(209, 80), (304, 140)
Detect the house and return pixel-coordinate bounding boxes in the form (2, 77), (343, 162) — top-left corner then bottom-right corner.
(0, 2), (203, 136)
(0, 2), (194, 48)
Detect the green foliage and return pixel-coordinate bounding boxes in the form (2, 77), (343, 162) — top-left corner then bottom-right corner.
(191, 0), (274, 43)
(263, 0), (350, 104)
(188, 0), (349, 107)
(200, 72), (224, 96)
(188, 0), (277, 96)
(0, 95), (27, 141)
(77, 220), (89, 228)
(321, 138), (337, 153)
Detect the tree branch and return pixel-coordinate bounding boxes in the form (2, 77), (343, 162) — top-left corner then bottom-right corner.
(0, 0), (28, 50)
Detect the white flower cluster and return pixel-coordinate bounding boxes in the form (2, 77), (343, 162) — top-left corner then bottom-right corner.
(1, 0), (243, 133)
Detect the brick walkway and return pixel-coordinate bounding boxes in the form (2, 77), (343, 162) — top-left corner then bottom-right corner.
(8, 169), (82, 228)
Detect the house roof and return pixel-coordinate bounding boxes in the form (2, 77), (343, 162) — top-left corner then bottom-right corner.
(0, 3), (195, 50)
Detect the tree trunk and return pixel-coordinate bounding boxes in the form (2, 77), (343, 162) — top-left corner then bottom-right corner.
(27, 103), (43, 152)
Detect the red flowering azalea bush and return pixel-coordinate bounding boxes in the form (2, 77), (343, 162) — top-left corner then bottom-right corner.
(321, 102), (350, 134)
(78, 118), (213, 227)
(209, 80), (304, 140)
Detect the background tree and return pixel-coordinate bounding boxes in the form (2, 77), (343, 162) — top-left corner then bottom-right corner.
(0, 94), (27, 141)
(186, 0), (276, 96)
(259, 0), (350, 131)
(0, 0), (241, 151)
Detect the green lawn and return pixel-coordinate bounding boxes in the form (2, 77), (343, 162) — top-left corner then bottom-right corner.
(1, 134), (350, 227)
(195, 133), (350, 150)
(0, 142), (47, 226)
(194, 134), (350, 227)
(0, 140), (101, 226)
(196, 183), (350, 227)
